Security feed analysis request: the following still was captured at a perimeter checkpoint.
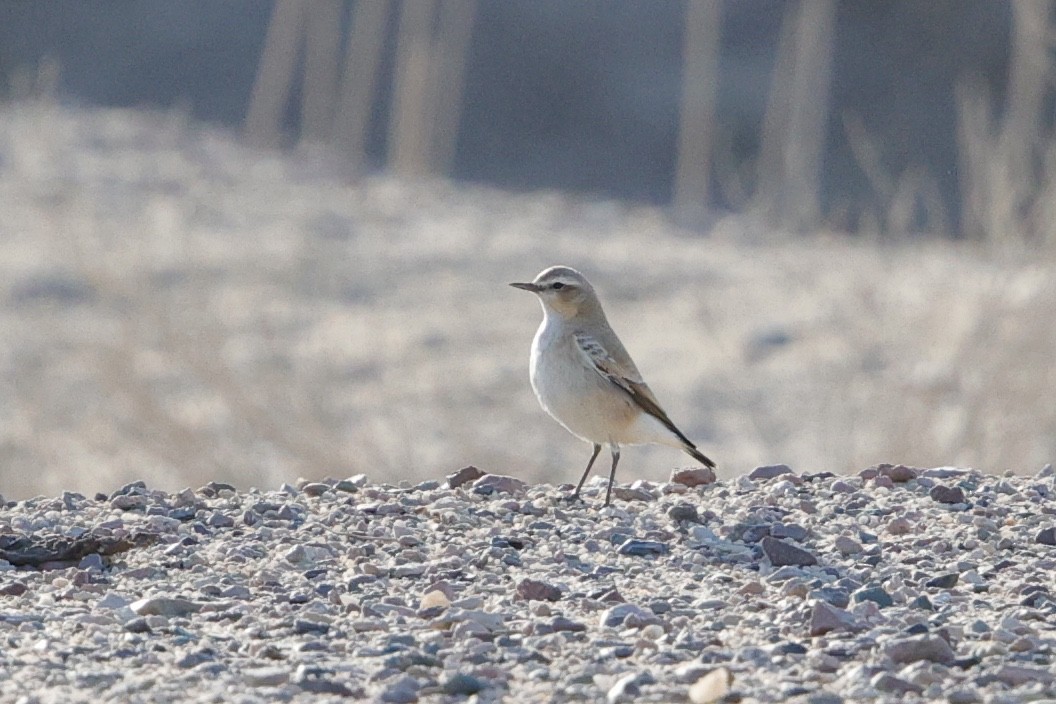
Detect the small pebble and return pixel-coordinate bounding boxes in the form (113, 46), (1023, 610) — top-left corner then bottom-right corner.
(885, 517), (912, 535)
(926, 573), (959, 589)
(670, 467), (717, 487)
(129, 597), (203, 617)
(853, 586), (893, 608)
(834, 536), (862, 555)
(761, 536), (817, 566)
(688, 667), (732, 704)
(1035, 527), (1056, 546)
(748, 464), (793, 480)
(471, 474), (527, 496)
(516, 578), (562, 602)
(618, 539), (668, 557)
(245, 667), (289, 687)
(883, 635), (956, 665)
(930, 485), (967, 504)
(809, 602), (859, 637)
(442, 673), (484, 695)
(447, 466), (485, 489)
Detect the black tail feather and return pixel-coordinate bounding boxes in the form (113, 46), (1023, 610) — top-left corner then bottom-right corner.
(683, 443), (716, 469)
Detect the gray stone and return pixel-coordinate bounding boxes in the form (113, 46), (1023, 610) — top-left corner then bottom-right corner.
(618, 539), (668, 557)
(882, 635), (955, 665)
(673, 663), (711, 684)
(294, 618), (330, 635)
(123, 617), (152, 633)
(770, 523), (808, 541)
(870, 672), (922, 694)
(986, 664), (1055, 687)
(111, 494), (148, 511)
(885, 517), (913, 535)
(749, 464), (794, 480)
(667, 503), (703, 523)
(447, 465), (485, 489)
(298, 678), (357, 696)
(925, 573), (958, 589)
(834, 536), (862, 555)
(687, 667), (732, 704)
(206, 511), (234, 528)
(911, 595), (934, 610)
(804, 693), (844, 704)
(761, 536), (817, 566)
(929, 485), (966, 504)
(877, 464), (918, 482)
(1035, 527), (1056, 546)
(611, 486), (654, 502)
(245, 667), (289, 687)
(547, 616), (587, 633)
(670, 467), (717, 487)
(0, 581), (27, 596)
(175, 649), (214, 668)
(923, 467), (969, 478)
(768, 566), (808, 582)
(471, 474), (527, 496)
(301, 482), (331, 497)
(391, 564), (427, 578)
(600, 603), (661, 629)
(853, 586), (893, 608)
(516, 577), (562, 602)
(129, 597), (203, 617)
(809, 587), (850, 609)
(809, 602), (859, 636)
(442, 673), (484, 695)
(730, 523), (771, 543)
(606, 671), (655, 703)
(946, 688), (980, 704)
(380, 675), (420, 703)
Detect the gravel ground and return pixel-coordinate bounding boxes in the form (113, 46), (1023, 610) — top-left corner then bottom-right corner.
(2, 464), (1055, 703)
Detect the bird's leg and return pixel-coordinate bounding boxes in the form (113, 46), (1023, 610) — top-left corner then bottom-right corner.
(570, 443), (603, 502)
(604, 445), (621, 506)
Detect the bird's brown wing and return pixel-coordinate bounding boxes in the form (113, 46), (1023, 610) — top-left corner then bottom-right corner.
(574, 333), (696, 448)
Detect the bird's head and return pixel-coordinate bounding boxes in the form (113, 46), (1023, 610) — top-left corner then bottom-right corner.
(510, 265), (600, 319)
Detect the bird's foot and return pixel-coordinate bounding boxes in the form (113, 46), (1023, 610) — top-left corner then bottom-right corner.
(562, 492), (586, 505)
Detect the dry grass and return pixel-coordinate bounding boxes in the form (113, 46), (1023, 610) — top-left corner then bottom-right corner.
(0, 100), (1053, 498)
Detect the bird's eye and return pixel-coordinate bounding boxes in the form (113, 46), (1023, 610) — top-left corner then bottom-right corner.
(551, 282), (565, 290)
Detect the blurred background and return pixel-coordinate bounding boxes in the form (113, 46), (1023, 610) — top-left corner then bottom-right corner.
(0, 0), (1053, 498)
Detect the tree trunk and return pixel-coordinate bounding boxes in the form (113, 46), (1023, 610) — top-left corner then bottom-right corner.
(333, 0), (393, 167)
(673, 0), (723, 224)
(300, 0), (344, 144)
(389, 0), (440, 176)
(246, 0), (308, 147)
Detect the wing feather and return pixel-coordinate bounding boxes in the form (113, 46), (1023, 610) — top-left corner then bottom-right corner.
(574, 333), (715, 467)
(574, 333), (701, 452)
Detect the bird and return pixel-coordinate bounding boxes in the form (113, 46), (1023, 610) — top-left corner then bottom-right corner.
(510, 265), (715, 506)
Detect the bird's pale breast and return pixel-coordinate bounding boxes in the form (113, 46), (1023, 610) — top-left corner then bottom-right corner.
(529, 320), (643, 444)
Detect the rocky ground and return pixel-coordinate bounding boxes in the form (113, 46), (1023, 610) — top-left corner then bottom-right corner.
(2, 463), (1055, 703)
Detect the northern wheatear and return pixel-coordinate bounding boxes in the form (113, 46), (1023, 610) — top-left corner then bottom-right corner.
(511, 265), (715, 506)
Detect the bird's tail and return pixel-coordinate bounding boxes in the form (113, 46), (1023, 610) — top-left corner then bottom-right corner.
(683, 443), (716, 469)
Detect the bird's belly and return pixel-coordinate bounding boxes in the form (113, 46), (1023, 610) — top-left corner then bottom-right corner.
(530, 345), (637, 444)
